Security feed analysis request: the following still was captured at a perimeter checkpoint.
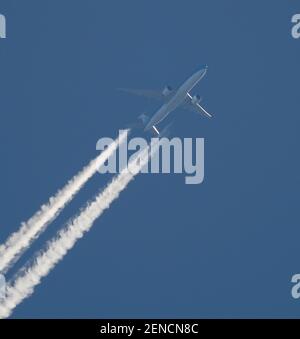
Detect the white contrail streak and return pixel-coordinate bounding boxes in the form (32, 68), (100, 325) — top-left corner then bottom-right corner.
(0, 130), (128, 274)
(0, 142), (153, 318)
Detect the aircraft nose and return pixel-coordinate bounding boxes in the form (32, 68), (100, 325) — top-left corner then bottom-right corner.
(200, 65), (208, 70)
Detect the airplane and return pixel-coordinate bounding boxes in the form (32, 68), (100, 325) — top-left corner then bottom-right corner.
(119, 66), (212, 135)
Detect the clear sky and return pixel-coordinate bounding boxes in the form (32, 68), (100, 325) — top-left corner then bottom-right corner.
(0, 0), (299, 318)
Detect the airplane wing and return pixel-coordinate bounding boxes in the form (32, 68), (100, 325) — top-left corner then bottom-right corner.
(184, 92), (213, 118)
(117, 88), (163, 101)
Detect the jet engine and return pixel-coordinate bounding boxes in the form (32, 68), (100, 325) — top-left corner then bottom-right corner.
(191, 94), (202, 104)
(162, 85), (173, 97)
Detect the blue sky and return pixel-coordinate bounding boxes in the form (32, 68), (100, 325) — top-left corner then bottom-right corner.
(0, 0), (300, 318)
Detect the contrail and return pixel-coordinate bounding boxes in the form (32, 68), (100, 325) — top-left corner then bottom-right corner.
(0, 141), (154, 319)
(0, 130), (129, 274)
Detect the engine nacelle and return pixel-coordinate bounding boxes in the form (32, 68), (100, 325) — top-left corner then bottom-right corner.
(191, 94), (202, 105)
(138, 113), (149, 125)
(162, 85), (173, 97)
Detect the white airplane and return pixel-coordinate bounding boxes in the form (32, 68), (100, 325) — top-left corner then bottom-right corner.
(119, 66), (212, 135)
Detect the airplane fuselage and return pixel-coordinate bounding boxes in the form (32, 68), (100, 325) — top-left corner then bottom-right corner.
(144, 67), (207, 131)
